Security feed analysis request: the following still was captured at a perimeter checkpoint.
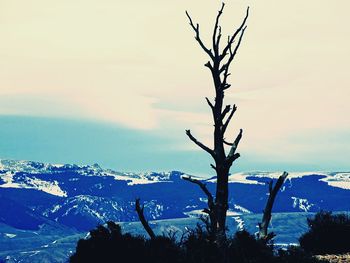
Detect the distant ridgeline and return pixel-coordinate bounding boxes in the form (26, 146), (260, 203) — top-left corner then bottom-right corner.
(0, 159), (349, 231)
(0, 159), (350, 262)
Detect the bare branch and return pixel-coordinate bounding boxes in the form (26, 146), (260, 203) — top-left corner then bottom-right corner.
(205, 97), (214, 110)
(270, 172), (288, 196)
(227, 153), (240, 165)
(186, 11), (214, 59)
(223, 140), (233, 146)
(210, 163), (217, 170)
(224, 85), (231, 90)
(135, 198), (156, 240)
(204, 61), (213, 71)
(206, 97), (215, 121)
(222, 104), (237, 134)
(221, 25), (247, 83)
(182, 176), (214, 209)
(226, 129), (243, 164)
(182, 176), (217, 235)
(213, 3), (225, 57)
(221, 6), (249, 61)
(216, 26), (222, 54)
(259, 172), (288, 242)
(221, 105), (231, 120)
(203, 208), (211, 214)
(185, 129), (215, 157)
(222, 70), (232, 90)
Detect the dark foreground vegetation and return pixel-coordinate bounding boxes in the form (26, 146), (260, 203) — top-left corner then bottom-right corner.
(300, 211), (350, 255)
(70, 221), (325, 263)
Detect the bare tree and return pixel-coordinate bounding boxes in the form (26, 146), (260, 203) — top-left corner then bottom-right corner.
(135, 198), (156, 240)
(258, 172), (288, 242)
(183, 3), (249, 242)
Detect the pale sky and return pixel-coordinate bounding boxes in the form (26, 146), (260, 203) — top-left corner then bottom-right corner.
(0, 0), (349, 173)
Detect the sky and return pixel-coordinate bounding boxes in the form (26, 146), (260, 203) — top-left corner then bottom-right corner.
(0, 0), (349, 175)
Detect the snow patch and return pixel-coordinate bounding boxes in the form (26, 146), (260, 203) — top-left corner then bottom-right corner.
(211, 171), (350, 191)
(291, 197), (314, 212)
(185, 205), (198, 209)
(0, 171), (67, 197)
(233, 204), (251, 214)
(208, 171), (320, 185)
(199, 197), (207, 203)
(108, 171), (173, 185)
(208, 172), (263, 185)
(185, 209), (244, 218)
(183, 209), (205, 217)
(4, 233), (16, 238)
(226, 210), (242, 216)
(319, 172), (350, 190)
(233, 216), (245, 231)
(51, 204), (62, 213)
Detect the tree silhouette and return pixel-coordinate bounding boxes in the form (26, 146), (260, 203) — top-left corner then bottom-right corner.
(135, 198), (156, 239)
(183, 3), (249, 243)
(258, 172), (288, 242)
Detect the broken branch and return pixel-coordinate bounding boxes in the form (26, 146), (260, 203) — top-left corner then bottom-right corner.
(222, 105), (237, 135)
(226, 129), (243, 164)
(135, 198), (156, 240)
(185, 129), (215, 157)
(258, 172), (288, 242)
(182, 176), (214, 209)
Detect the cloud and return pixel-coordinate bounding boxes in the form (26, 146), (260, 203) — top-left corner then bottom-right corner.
(0, 0), (349, 170)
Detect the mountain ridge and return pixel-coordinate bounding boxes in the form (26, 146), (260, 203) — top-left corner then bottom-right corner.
(0, 159), (350, 262)
(1, 159), (350, 231)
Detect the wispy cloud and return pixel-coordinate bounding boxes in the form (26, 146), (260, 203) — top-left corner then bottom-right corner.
(0, 0), (349, 171)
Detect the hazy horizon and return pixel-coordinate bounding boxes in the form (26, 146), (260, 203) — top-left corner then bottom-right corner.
(0, 115), (348, 176)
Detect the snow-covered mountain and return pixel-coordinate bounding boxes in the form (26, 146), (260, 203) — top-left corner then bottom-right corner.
(0, 159), (350, 232)
(1, 159), (350, 262)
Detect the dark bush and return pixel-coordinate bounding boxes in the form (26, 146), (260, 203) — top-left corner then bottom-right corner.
(228, 230), (274, 263)
(70, 221), (181, 263)
(299, 211), (350, 254)
(71, 223), (217, 263)
(70, 222), (147, 263)
(182, 224), (223, 263)
(70, 221), (326, 263)
(146, 235), (182, 263)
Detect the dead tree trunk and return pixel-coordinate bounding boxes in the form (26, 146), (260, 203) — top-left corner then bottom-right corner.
(184, 3), (249, 243)
(258, 172), (288, 242)
(135, 198), (156, 240)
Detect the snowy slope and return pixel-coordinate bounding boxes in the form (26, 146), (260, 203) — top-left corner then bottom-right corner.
(0, 159), (349, 232)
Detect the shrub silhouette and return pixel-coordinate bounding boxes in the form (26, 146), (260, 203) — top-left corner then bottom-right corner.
(70, 222), (147, 263)
(70, 221), (326, 263)
(299, 211), (350, 255)
(70, 221), (181, 263)
(146, 236), (182, 263)
(181, 224), (223, 263)
(228, 230), (274, 263)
